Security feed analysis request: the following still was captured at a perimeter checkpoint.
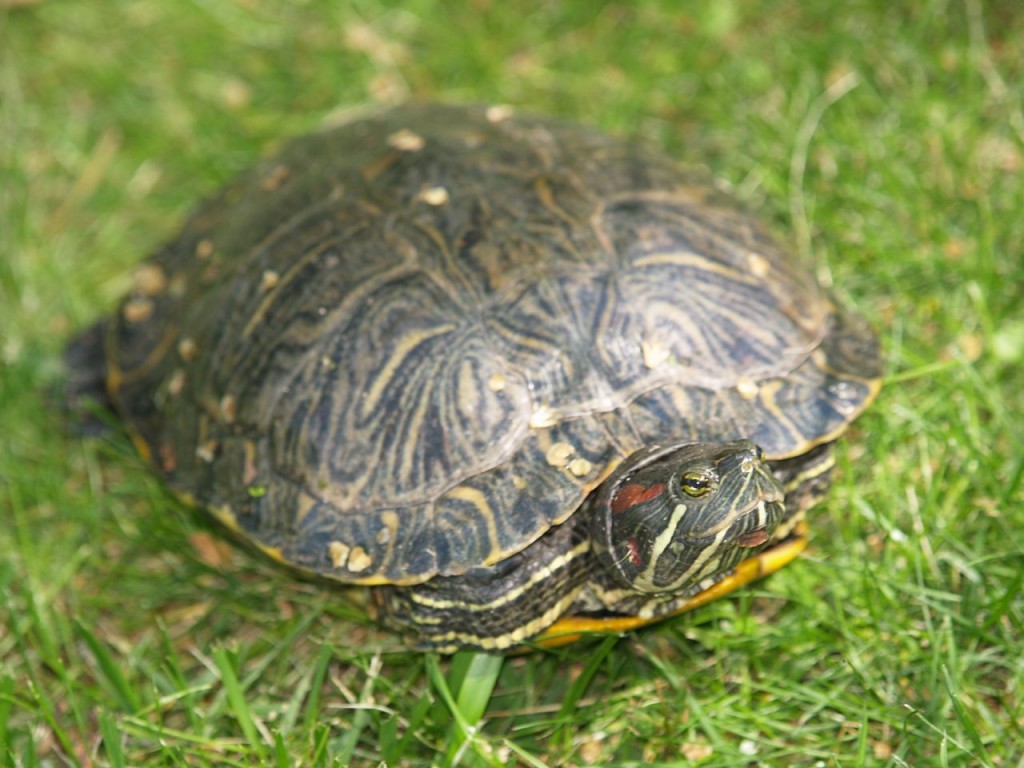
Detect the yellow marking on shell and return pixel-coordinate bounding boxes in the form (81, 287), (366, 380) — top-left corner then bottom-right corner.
(210, 504), (241, 533)
(773, 374), (883, 462)
(195, 440), (219, 463)
(735, 377), (760, 400)
(456, 359), (480, 416)
(747, 251), (771, 278)
(294, 494), (317, 526)
(108, 325), (179, 388)
(444, 485), (501, 563)
(195, 239), (215, 259)
(641, 338), (671, 369)
(261, 164), (291, 191)
(487, 373), (506, 392)
(536, 521), (810, 648)
(632, 251), (756, 283)
(240, 236), (353, 339)
(122, 298), (155, 323)
(133, 264), (168, 296)
(361, 324), (456, 416)
(178, 337), (199, 362)
(259, 270), (280, 293)
(167, 369), (186, 397)
(168, 273), (187, 299)
(176, 496), (297, 567)
(486, 104), (514, 123)
(417, 186), (449, 205)
(255, 541), (286, 564)
(242, 440), (258, 485)
(329, 541), (351, 569)
(388, 129), (425, 151)
(568, 458), (593, 477)
(219, 394), (238, 424)
(533, 176), (576, 226)
(327, 542), (373, 574)
(753, 380), (808, 456)
(545, 441), (575, 467)
(529, 405), (558, 429)
(347, 547), (373, 573)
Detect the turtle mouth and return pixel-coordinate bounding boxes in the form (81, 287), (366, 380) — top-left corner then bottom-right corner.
(730, 503), (805, 555)
(676, 508), (808, 606)
(682, 503), (806, 595)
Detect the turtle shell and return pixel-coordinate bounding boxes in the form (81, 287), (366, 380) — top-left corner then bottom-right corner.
(100, 104), (881, 586)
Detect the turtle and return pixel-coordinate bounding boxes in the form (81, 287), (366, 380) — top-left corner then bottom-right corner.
(68, 103), (881, 653)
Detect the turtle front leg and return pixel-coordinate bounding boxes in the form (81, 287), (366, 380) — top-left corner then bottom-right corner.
(372, 519), (589, 653)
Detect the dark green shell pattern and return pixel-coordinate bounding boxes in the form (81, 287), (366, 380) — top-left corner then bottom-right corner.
(103, 104), (881, 586)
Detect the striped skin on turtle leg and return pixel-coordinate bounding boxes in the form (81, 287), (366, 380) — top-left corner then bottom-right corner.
(372, 515), (593, 653)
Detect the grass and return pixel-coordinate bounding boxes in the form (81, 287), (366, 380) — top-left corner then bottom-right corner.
(2, 0), (1022, 765)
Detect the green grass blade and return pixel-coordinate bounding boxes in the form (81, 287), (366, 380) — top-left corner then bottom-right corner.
(74, 620), (141, 713)
(301, 642), (335, 732)
(211, 646), (265, 758)
(382, 687), (434, 765)
(0, 675), (13, 760)
(427, 652), (504, 768)
(335, 653), (383, 766)
(453, 651), (504, 726)
(942, 665), (991, 765)
(97, 709), (126, 768)
(556, 635), (617, 719)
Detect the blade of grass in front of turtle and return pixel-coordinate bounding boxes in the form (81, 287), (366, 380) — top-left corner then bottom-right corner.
(547, 635), (618, 750)
(426, 651), (504, 767)
(942, 664), (993, 765)
(0, 675), (17, 761)
(97, 709), (127, 768)
(272, 731), (290, 768)
(74, 620), (141, 713)
(383, 692), (435, 765)
(298, 641), (335, 733)
(334, 651), (383, 766)
(211, 646), (266, 760)
(556, 635), (617, 720)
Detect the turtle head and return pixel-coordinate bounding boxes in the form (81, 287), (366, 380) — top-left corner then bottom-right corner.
(591, 440), (787, 595)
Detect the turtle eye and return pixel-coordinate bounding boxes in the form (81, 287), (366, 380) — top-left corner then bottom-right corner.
(680, 470), (715, 498)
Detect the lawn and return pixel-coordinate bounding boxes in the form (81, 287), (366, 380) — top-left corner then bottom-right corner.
(2, 1), (1022, 766)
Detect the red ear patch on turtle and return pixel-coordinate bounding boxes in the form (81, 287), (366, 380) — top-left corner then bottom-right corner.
(610, 482), (666, 514)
